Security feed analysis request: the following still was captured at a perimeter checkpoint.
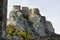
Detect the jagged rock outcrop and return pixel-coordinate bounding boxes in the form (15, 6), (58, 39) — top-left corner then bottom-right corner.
(46, 21), (54, 33)
(7, 5), (55, 40)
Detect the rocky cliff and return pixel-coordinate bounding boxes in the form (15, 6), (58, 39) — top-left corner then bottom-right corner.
(7, 5), (55, 40)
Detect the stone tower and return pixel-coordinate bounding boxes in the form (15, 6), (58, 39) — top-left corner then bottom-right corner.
(9, 5), (21, 18)
(12, 5), (21, 11)
(21, 7), (29, 19)
(29, 8), (41, 16)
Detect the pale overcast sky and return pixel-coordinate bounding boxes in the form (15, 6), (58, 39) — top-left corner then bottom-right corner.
(7, 0), (60, 34)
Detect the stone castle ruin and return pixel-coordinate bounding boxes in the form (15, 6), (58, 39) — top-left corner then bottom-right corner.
(7, 5), (56, 40)
(0, 0), (60, 40)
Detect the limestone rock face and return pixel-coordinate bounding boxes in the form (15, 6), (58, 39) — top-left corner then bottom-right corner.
(46, 21), (54, 32)
(29, 8), (45, 36)
(29, 8), (41, 23)
(7, 5), (55, 40)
